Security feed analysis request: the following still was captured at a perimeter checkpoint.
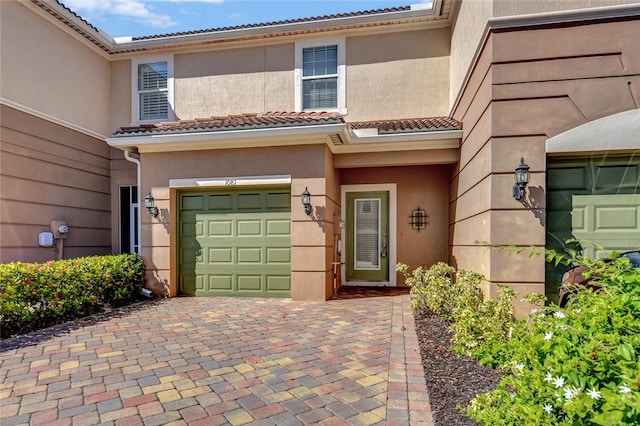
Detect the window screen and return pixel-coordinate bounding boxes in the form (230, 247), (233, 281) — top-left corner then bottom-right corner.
(302, 45), (338, 109)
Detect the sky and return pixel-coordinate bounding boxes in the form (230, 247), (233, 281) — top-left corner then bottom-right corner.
(59, 0), (424, 39)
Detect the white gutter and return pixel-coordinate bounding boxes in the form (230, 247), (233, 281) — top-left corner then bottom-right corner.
(346, 128), (462, 145)
(107, 123), (347, 150)
(123, 151), (142, 255)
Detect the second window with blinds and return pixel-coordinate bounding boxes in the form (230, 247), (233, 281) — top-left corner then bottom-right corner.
(131, 55), (174, 124)
(295, 38), (346, 114)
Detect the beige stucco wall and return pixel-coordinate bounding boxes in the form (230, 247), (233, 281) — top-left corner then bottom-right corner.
(346, 28), (450, 121)
(0, 1), (111, 136)
(114, 28), (453, 125)
(0, 105), (112, 263)
(341, 165), (451, 285)
(450, 17), (640, 317)
(448, 0), (639, 110)
(174, 44), (294, 120)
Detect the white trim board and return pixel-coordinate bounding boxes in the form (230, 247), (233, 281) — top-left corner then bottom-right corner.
(170, 175), (292, 188)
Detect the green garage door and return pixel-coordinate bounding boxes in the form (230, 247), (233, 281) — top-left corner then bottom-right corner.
(179, 188), (291, 297)
(546, 156), (640, 302)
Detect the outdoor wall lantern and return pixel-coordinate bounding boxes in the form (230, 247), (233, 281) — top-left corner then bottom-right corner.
(512, 157), (530, 201)
(301, 187), (312, 215)
(144, 192), (159, 218)
(409, 207), (428, 231)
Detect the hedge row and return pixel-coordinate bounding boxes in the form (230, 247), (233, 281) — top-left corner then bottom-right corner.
(0, 253), (145, 338)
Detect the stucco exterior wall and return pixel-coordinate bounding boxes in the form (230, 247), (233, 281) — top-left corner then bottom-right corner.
(448, 0), (638, 111)
(117, 28), (453, 125)
(341, 165), (451, 285)
(174, 44), (294, 120)
(0, 105), (112, 263)
(450, 17), (640, 317)
(346, 28), (450, 121)
(0, 1), (111, 136)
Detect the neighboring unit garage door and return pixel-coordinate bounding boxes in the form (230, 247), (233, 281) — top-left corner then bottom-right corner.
(546, 155), (640, 302)
(179, 188), (291, 297)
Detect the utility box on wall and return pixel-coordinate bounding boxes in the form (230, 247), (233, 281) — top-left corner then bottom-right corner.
(50, 220), (69, 239)
(38, 232), (55, 247)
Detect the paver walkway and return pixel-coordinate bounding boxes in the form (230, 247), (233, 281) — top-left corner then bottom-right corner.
(1, 292), (433, 425)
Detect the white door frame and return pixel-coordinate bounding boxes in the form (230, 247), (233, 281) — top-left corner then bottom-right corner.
(341, 183), (397, 286)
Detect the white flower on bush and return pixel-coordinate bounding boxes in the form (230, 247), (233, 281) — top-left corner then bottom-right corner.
(544, 331), (554, 341)
(563, 386), (580, 400)
(543, 404), (554, 414)
(544, 372), (553, 382)
(554, 311), (566, 319)
(513, 363), (524, 374)
(586, 388), (602, 400)
(553, 376), (565, 388)
(508, 327), (513, 339)
(619, 384), (632, 394)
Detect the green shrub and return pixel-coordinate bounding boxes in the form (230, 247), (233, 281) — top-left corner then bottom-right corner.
(399, 252), (640, 425)
(0, 253), (145, 337)
(467, 253), (640, 425)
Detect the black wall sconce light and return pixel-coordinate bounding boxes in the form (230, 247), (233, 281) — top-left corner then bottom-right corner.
(144, 192), (159, 218)
(301, 187), (312, 215)
(409, 207), (428, 231)
(512, 157), (530, 201)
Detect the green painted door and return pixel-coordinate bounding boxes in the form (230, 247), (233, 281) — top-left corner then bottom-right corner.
(546, 156), (640, 302)
(345, 191), (390, 282)
(179, 188), (291, 297)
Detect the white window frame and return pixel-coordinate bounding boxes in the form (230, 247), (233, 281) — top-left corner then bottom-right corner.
(294, 37), (346, 114)
(131, 54), (174, 125)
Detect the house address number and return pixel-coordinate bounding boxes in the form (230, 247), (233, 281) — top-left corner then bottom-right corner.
(224, 178), (237, 186)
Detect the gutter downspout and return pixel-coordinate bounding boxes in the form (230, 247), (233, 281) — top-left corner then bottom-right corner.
(123, 150), (142, 255)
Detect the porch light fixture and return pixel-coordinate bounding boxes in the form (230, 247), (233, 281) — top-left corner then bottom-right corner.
(512, 157), (530, 201)
(301, 187), (312, 215)
(409, 207), (428, 231)
(144, 192), (159, 218)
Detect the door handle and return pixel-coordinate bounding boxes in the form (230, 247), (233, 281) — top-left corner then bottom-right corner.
(381, 234), (388, 258)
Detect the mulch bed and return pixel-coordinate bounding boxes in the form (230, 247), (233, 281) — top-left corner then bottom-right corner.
(414, 307), (503, 425)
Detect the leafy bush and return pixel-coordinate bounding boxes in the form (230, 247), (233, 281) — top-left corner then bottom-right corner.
(467, 253), (640, 426)
(0, 253), (145, 337)
(397, 261), (516, 362)
(399, 252), (640, 425)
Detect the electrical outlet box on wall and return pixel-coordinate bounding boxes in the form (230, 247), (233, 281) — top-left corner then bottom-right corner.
(50, 220), (69, 239)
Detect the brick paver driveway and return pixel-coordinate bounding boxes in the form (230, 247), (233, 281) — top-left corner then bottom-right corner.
(1, 293), (432, 425)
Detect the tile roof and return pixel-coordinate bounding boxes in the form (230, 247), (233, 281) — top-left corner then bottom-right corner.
(114, 113), (461, 137)
(132, 6), (412, 41)
(114, 112), (345, 136)
(349, 117), (461, 133)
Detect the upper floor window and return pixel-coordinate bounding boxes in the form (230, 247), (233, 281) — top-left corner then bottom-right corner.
(131, 55), (174, 123)
(295, 38), (346, 114)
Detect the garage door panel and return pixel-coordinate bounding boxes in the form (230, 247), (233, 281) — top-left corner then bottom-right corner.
(267, 247), (291, 263)
(179, 188), (291, 297)
(267, 219), (291, 235)
(182, 195), (205, 210)
(238, 275), (262, 291)
(209, 248), (233, 264)
(237, 193), (262, 209)
(210, 275), (233, 291)
(267, 192), (291, 208)
(208, 220), (233, 237)
(237, 247), (262, 263)
(237, 220), (262, 236)
(267, 276), (291, 291)
(209, 194), (233, 210)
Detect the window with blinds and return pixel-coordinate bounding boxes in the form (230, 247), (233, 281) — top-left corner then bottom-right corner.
(354, 199), (380, 270)
(302, 45), (338, 109)
(138, 62), (168, 121)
